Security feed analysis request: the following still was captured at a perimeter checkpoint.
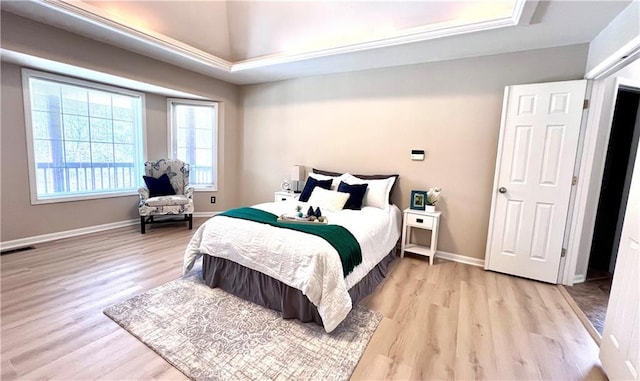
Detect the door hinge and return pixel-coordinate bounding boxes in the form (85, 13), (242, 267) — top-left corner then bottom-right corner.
(561, 248), (567, 257)
(572, 176), (578, 186)
(583, 99), (589, 109)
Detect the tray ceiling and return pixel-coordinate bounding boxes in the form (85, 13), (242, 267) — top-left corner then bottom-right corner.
(0, 0), (631, 84)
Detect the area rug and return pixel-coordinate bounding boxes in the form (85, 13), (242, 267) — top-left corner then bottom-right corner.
(104, 274), (382, 381)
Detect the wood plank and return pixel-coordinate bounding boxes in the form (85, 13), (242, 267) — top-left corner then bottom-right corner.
(454, 280), (497, 380)
(351, 354), (413, 381)
(411, 303), (457, 381)
(0, 219), (604, 380)
(487, 299), (540, 380)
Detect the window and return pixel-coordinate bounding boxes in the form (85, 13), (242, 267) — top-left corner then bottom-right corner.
(22, 69), (145, 203)
(168, 99), (218, 190)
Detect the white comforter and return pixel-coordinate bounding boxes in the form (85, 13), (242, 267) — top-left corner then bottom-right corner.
(183, 201), (401, 332)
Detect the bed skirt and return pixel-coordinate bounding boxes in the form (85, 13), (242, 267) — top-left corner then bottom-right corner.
(202, 250), (397, 325)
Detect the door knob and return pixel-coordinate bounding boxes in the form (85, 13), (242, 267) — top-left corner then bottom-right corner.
(498, 187), (507, 193)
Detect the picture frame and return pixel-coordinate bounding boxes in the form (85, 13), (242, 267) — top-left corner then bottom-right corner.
(410, 190), (427, 210)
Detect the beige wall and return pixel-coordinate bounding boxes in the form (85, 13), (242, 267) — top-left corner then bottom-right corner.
(0, 12), (240, 242)
(0, 10), (589, 259)
(239, 45), (588, 260)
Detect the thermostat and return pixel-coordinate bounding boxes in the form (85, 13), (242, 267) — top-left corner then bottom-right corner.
(411, 150), (425, 161)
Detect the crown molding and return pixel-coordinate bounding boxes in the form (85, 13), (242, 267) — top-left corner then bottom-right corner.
(39, 0), (232, 71)
(27, 0), (528, 76)
(232, 14), (522, 72)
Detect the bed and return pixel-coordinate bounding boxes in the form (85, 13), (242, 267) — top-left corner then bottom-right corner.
(183, 171), (401, 332)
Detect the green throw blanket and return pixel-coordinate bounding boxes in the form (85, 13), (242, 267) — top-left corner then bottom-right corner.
(219, 207), (362, 277)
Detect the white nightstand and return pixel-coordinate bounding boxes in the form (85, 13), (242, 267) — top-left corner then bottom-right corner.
(401, 208), (441, 265)
(274, 191), (300, 203)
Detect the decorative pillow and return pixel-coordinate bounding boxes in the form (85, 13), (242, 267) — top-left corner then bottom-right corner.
(307, 187), (350, 212)
(299, 177), (332, 202)
(308, 172), (349, 190)
(343, 174), (396, 210)
(337, 181), (368, 210)
(143, 174), (176, 198)
(313, 168), (399, 203)
(353, 174), (399, 203)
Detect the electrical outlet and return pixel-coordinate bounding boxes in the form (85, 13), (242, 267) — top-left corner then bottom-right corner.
(210, 196), (216, 204)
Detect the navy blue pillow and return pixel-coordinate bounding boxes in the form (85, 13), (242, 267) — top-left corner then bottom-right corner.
(299, 178), (332, 202)
(143, 174), (176, 197)
(338, 181), (368, 210)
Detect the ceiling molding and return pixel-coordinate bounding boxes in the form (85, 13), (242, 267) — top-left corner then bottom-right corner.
(232, 14), (521, 72)
(30, 0), (527, 75)
(515, 0), (538, 26)
(39, 0), (232, 70)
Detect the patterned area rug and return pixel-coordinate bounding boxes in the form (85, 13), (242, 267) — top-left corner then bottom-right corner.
(104, 274), (381, 381)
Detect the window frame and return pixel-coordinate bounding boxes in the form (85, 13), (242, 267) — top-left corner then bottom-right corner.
(167, 98), (219, 191)
(22, 68), (147, 205)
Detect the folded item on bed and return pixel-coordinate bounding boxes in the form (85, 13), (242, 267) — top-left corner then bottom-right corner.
(220, 207), (362, 277)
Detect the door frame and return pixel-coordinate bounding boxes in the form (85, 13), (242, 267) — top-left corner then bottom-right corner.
(561, 74), (640, 285)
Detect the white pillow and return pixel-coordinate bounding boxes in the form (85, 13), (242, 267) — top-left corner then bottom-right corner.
(307, 172), (349, 190)
(307, 187), (350, 212)
(343, 174), (396, 210)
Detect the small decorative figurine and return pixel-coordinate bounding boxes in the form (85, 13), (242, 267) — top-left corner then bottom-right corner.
(307, 206), (315, 217)
(314, 207), (322, 218)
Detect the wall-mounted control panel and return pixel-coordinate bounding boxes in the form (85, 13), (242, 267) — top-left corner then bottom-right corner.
(411, 149), (425, 161)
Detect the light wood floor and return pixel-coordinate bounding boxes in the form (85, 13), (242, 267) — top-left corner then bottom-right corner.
(1, 219), (605, 380)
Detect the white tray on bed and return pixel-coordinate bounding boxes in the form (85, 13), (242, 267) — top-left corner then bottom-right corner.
(277, 214), (328, 224)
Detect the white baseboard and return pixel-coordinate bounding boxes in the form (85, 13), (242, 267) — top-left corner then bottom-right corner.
(435, 250), (485, 267)
(193, 211), (220, 217)
(573, 274), (586, 284)
(1, 218), (138, 251)
(1, 212), (223, 251)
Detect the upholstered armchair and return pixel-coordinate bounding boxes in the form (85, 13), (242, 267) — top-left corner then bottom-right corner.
(138, 159), (194, 234)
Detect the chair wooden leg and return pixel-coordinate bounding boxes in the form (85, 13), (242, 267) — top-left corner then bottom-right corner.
(140, 216), (146, 234)
(188, 214), (193, 230)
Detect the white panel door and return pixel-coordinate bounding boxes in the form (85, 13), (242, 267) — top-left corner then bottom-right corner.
(486, 80), (587, 283)
(600, 144), (640, 381)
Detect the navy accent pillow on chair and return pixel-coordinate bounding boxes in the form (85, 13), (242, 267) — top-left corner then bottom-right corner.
(338, 181), (368, 210)
(143, 174), (176, 197)
(299, 178), (332, 202)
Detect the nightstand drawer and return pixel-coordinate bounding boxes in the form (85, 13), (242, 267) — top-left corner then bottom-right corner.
(274, 191), (299, 203)
(406, 214), (434, 229)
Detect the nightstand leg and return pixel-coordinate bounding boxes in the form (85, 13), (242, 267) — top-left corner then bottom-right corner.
(431, 219), (439, 265)
(400, 224), (408, 258)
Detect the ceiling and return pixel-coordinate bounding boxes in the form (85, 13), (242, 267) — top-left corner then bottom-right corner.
(0, 0), (631, 85)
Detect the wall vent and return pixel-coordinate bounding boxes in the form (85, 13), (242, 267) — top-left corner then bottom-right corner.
(1, 246), (36, 255)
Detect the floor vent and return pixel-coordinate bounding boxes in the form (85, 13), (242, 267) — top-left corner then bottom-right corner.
(1, 246), (36, 255)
